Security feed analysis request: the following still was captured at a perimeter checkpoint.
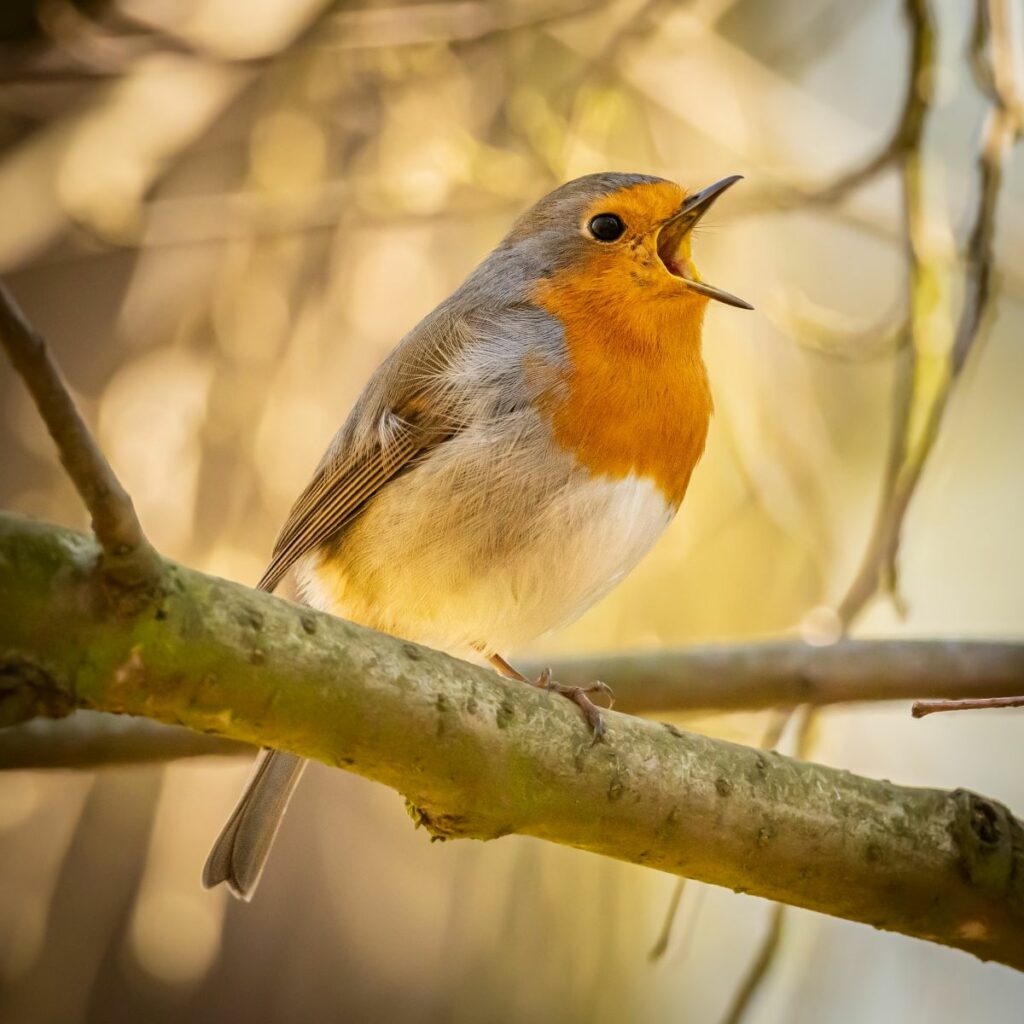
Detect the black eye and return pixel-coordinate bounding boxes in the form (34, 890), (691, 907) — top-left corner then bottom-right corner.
(588, 213), (625, 241)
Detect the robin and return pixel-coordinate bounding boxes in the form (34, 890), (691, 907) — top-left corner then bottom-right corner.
(204, 171), (751, 899)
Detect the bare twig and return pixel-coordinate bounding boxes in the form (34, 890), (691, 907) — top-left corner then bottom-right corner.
(770, 301), (908, 364)
(744, 0), (935, 215)
(552, 0), (673, 100)
(955, 1), (1021, 368)
(532, 638), (1024, 714)
(842, 0), (1018, 630)
(720, 706), (817, 1023)
(807, 0), (934, 205)
(0, 712), (250, 767)
(912, 695), (1024, 718)
(707, 12), (941, 1012)
(836, 0), (938, 626)
(647, 877), (687, 962)
(0, 281), (160, 587)
(970, 0), (1024, 126)
(721, 904), (786, 1024)
(734, 1), (1020, 1010)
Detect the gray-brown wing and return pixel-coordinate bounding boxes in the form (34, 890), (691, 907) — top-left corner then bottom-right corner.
(253, 296), (560, 594)
(254, 307), (479, 593)
(256, 412), (425, 593)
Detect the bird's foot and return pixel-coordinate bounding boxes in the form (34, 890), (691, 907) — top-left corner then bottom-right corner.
(485, 652), (614, 739)
(532, 667), (615, 740)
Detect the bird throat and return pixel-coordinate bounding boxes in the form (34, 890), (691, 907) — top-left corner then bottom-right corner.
(534, 272), (713, 508)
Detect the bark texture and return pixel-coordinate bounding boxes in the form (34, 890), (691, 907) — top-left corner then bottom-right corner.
(1, 511), (1022, 969)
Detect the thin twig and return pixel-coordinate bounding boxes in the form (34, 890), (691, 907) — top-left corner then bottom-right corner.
(836, 0), (938, 626)
(721, 904), (786, 1024)
(539, 638), (1024, 715)
(772, 303), (908, 364)
(733, 1), (1020, 1011)
(912, 695), (1024, 718)
(648, 705), (793, 963)
(807, 0), (934, 205)
(0, 713), (250, 768)
(728, 4), (937, 1014)
(0, 280), (161, 587)
(553, 0), (673, 100)
(744, 0), (934, 215)
(843, 1), (1018, 630)
(647, 877), (687, 962)
(720, 705), (817, 1022)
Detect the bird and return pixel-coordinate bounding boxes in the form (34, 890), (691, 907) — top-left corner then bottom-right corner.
(203, 171), (751, 900)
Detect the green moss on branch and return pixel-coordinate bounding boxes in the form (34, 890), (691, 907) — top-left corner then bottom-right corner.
(1, 511), (1022, 970)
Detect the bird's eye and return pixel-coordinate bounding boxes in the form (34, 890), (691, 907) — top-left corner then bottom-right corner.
(588, 213), (625, 242)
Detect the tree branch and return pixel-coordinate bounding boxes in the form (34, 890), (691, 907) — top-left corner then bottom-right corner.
(0, 712), (250, 768)
(1, 512), (1022, 969)
(2, 634), (1023, 768)
(0, 280), (161, 587)
(722, 0), (1021, 1006)
(741, 0), (935, 216)
(837, 0), (1019, 628)
(535, 639), (1024, 714)
(722, 904), (786, 1024)
(913, 695), (1024, 718)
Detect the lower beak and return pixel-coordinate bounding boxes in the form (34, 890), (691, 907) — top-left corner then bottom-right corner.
(658, 175), (753, 310)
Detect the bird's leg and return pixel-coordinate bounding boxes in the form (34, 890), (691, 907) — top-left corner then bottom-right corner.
(487, 652), (614, 740)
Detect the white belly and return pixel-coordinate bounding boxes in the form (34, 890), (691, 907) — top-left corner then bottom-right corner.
(298, 421), (675, 656)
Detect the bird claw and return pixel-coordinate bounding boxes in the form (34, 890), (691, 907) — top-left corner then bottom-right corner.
(486, 653), (614, 739)
(532, 669), (614, 740)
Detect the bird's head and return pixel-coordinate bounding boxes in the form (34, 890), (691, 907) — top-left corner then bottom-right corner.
(498, 171), (752, 313)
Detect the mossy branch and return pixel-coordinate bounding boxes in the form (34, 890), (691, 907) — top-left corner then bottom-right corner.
(4, 635), (1023, 768)
(1, 512), (1022, 970)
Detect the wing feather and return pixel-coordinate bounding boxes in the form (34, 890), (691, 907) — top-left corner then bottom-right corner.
(256, 419), (422, 593)
(252, 299), (561, 596)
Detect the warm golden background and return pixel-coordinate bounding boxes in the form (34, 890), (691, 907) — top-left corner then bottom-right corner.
(1, 0), (1023, 1021)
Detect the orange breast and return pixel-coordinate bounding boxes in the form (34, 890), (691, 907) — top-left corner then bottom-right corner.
(534, 264), (713, 507)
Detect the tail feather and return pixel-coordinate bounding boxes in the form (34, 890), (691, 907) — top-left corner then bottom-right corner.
(203, 750), (307, 901)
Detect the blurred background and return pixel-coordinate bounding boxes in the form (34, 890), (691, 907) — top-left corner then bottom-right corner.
(1, 0), (1023, 1021)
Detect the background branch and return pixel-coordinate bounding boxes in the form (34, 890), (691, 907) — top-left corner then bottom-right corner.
(721, 904), (786, 1024)
(537, 639), (1024, 713)
(742, 0), (934, 215)
(0, 712), (250, 768)
(2, 634), (1022, 768)
(838, 0), (1019, 626)
(913, 695), (1024, 717)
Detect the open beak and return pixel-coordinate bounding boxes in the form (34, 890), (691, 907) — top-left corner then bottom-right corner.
(657, 175), (753, 310)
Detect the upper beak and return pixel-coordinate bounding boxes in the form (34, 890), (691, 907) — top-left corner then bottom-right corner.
(658, 174), (753, 310)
